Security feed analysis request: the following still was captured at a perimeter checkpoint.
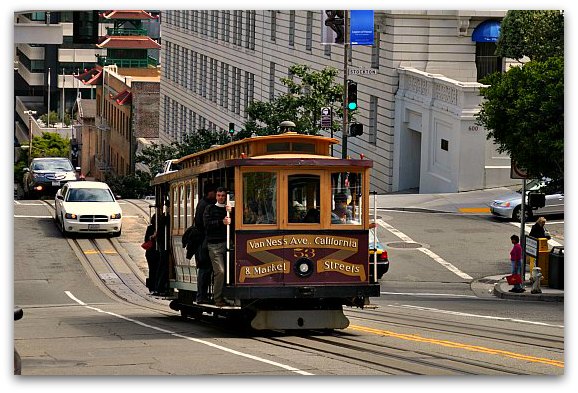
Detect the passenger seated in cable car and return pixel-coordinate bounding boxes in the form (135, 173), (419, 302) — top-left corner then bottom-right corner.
(332, 192), (352, 224)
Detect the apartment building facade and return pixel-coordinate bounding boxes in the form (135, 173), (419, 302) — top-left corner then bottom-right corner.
(159, 10), (515, 193)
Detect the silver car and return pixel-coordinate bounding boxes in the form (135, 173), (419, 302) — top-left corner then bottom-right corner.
(490, 178), (564, 222)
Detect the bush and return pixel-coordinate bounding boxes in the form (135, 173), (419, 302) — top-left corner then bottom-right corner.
(104, 171), (153, 199)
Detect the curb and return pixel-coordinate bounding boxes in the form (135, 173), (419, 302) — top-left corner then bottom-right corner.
(377, 207), (450, 214)
(492, 281), (564, 302)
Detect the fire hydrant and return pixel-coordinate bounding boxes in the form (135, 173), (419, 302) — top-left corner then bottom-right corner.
(531, 267), (543, 294)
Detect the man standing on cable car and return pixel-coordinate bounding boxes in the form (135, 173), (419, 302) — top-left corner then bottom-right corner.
(203, 187), (233, 307)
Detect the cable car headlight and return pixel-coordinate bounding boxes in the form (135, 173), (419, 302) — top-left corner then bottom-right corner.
(294, 258), (314, 278)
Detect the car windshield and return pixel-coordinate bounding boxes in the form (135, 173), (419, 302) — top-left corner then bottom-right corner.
(66, 188), (115, 202)
(33, 160), (74, 172)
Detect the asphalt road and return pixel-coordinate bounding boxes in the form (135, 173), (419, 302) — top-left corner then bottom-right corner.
(12, 199), (565, 379)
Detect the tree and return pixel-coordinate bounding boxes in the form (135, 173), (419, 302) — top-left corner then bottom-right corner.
(30, 132), (70, 159)
(136, 142), (179, 176)
(135, 129), (231, 175)
(496, 10), (564, 62)
(476, 10), (564, 183)
(476, 57), (563, 182)
(243, 64), (344, 137)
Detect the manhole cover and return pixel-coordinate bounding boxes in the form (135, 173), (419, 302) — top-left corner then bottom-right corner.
(386, 242), (422, 249)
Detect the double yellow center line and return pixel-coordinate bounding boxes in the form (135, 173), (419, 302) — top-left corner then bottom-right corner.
(349, 324), (563, 368)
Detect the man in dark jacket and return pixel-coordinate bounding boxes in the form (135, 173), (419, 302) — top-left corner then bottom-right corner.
(144, 214), (159, 294)
(194, 183), (216, 303)
(203, 187), (232, 306)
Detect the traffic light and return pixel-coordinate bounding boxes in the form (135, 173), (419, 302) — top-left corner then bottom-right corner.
(528, 192), (546, 209)
(347, 81), (358, 111)
(228, 122), (235, 135)
(349, 123), (363, 136)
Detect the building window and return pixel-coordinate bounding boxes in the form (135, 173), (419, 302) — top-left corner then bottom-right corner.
(200, 55), (207, 98)
(244, 10), (255, 49)
(306, 11), (313, 51)
(441, 139), (449, 151)
(324, 43), (331, 57)
(233, 10), (243, 46)
(289, 11), (295, 47)
(371, 31), (380, 69)
(476, 42), (502, 82)
(244, 72), (254, 118)
(269, 62), (276, 101)
(369, 95), (378, 145)
(222, 11), (230, 42)
(235, 67), (242, 115)
(191, 51), (197, 94)
(270, 10), (276, 42)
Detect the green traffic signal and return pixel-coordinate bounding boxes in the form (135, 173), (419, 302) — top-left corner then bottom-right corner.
(228, 122), (235, 134)
(347, 80), (358, 111)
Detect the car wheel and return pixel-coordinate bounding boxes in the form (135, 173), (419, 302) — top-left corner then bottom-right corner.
(60, 214), (69, 237)
(513, 206), (532, 223)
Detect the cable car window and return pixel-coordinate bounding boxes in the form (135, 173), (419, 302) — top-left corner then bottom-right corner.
(331, 172), (362, 225)
(292, 143), (315, 153)
(288, 174), (320, 223)
(243, 172), (277, 224)
(266, 142), (290, 152)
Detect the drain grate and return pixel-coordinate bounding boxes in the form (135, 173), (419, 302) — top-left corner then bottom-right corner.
(386, 241), (422, 249)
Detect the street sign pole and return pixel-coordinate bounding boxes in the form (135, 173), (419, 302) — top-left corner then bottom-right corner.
(521, 178), (527, 280)
(342, 11), (349, 160)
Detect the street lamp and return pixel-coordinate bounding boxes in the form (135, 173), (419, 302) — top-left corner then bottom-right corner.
(24, 110), (37, 164)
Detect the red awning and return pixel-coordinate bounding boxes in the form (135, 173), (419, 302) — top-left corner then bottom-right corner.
(97, 35), (161, 49)
(75, 66), (103, 85)
(111, 90), (132, 105)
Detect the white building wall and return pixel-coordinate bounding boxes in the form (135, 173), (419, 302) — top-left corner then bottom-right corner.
(160, 10), (510, 194)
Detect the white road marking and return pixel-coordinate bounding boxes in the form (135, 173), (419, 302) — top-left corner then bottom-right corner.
(509, 222), (563, 247)
(387, 304), (564, 328)
(64, 291), (314, 375)
(376, 219), (473, 280)
(14, 215), (53, 218)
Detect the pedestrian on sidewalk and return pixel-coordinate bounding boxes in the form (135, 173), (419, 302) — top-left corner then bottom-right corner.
(509, 234), (525, 293)
(529, 216), (551, 240)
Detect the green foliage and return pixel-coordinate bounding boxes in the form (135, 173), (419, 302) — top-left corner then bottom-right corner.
(14, 158), (28, 186)
(40, 111), (60, 126)
(178, 129), (232, 156)
(496, 10), (564, 62)
(244, 64), (344, 136)
(104, 171), (153, 199)
(31, 132), (70, 159)
(135, 129), (231, 175)
(136, 142), (179, 175)
(477, 57), (563, 181)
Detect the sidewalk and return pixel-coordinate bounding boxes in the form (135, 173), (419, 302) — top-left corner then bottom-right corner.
(490, 274), (564, 302)
(372, 186), (518, 214)
(372, 188), (564, 302)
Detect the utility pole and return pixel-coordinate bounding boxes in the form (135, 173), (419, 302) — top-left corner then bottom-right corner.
(341, 11), (349, 160)
(24, 110), (37, 165)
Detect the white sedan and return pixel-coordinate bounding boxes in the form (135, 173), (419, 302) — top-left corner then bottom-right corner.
(54, 181), (122, 237)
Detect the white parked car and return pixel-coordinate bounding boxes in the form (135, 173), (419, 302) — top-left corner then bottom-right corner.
(54, 181), (122, 237)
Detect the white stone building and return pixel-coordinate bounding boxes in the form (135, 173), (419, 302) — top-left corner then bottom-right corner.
(159, 10), (517, 193)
